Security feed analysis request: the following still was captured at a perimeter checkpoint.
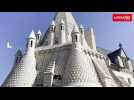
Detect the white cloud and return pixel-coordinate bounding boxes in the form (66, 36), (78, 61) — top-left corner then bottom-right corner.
(6, 41), (12, 49)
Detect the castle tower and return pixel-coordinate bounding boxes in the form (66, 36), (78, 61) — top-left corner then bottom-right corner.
(62, 25), (101, 87)
(36, 30), (42, 45)
(14, 49), (23, 66)
(71, 26), (81, 49)
(3, 12), (134, 87)
(59, 19), (66, 44)
(48, 20), (55, 46)
(2, 30), (37, 87)
(40, 12), (78, 46)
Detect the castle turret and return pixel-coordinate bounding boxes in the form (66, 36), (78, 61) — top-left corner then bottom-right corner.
(62, 25), (101, 87)
(48, 21), (55, 46)
(14, 48), (23, 65)
(59, 19), (66, 44)
(36, 30), (42, 45)
(62, 45), (101, 87)
(71, 26), (81, 49)
(2, 30), (37, 87)
(27, 30), (36, 51)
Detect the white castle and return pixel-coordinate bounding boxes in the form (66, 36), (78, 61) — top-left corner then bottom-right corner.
(2, 12), (134, 87)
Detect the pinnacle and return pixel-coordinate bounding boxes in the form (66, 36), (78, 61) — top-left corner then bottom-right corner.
(72, 26), (79, 33)
(29, 30), (36, 39)
(37, 30), (42, 35)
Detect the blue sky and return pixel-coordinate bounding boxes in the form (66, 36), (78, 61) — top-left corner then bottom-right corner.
(0, 12), (134, 86)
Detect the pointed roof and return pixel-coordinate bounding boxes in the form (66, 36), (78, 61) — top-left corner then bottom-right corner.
(60, 19), (65, 24)
(15, 48), (23, 57)
(79, 24), (84, 30)
(108, 43), (128, 65)
(108, 43), (128, 58)
(37, 30), (42, 35)
(51, 20), (55, 26)
(53, 12), (78, 34)
(29, 30), (36, 39)
(40, 12), (78, 45)
(72, 26), (79, 33)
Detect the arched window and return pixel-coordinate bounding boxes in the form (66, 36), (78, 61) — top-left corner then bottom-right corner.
(75, 35), (78, 42)
(30, 41), (33, 47)
(60, 25), (64, 30)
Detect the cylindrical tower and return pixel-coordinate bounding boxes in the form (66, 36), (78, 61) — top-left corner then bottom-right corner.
(48, 20), (55, 46)
(36, 30), (42, 46)
(59, 19), (66, 44)
(62, 26), (101, 87)
(2, 30), (37, 87)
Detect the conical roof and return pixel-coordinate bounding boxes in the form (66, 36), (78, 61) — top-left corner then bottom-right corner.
(29, 30), (36, 39)
(15, 48), (23, 57)
(53, 12), (78, 34)
(40, 12), (78, 45)
(72, 26), (79, 33)
(51, 20), (55, 26)
(37, 30), (42, 35)
(60, 19), (65, 24)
